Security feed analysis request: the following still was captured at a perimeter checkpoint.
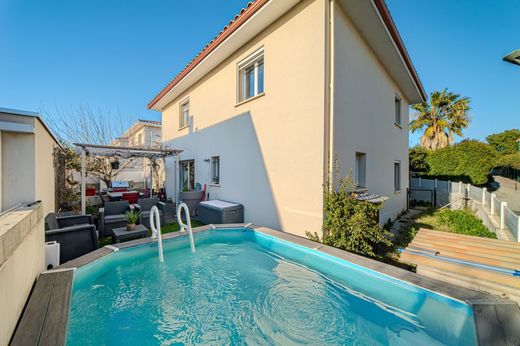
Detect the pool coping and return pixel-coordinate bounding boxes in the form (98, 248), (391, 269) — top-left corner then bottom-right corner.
(11, 224), (520, 346)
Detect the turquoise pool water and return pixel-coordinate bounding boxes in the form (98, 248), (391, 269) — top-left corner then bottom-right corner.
(68, 229), (477, 345)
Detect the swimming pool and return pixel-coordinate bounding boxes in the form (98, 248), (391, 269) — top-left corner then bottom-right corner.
(67, 228), (477, 345)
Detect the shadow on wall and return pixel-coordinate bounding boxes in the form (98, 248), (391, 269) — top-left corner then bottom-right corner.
(165, 112), (282, 231)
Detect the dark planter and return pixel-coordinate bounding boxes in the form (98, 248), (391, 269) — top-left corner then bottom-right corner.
(179, 190), (204, 216)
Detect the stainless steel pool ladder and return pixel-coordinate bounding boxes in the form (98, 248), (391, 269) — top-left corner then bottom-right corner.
(150, 206), (164, 262)
(177, 202), (196, 253)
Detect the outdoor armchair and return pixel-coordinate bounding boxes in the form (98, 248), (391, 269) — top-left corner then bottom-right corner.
(135, 198), (165, 228)
(99, 200), (133, 238)
(45, 213), (98, 264)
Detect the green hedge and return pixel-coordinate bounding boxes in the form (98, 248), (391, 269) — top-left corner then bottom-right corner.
(486, 129), (520, 155)
(307, 180), (392, 259)
(425, 140), (497, 186)
(436, 209), (496, 239)
(409, 146), (430, 173)
(496, 153), (520, 170)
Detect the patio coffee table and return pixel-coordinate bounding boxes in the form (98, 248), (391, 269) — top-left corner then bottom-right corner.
(112, 224), (149, 243)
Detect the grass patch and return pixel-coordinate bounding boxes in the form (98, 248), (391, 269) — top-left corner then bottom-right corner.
(161, 220), (206, 234)
(98, 220), (206, 247)
(414, 208), (496, 239)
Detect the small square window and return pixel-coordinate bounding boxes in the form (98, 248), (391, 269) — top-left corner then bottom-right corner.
(394, 161), (401, 192)
(211, 156), (220, 184)
(394, 95), (401, 126)
(238, 49), (264, 102)
(179, 99), (189, 129)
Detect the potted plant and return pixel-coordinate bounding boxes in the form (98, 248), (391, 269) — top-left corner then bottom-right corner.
(125, 211), (140, 231)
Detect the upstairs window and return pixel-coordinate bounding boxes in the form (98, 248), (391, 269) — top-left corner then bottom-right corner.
(238, 48), (264, 103)
(211, 156), (220, 184)
(394, 95), (401, 126)
(179, 99), (189, 129)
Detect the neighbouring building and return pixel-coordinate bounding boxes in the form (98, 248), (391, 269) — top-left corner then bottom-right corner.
(110, 119), (163, 190)
(0, 106), (59, 343)
(148, 0), (426, 237)
(0, 107), (60, 216)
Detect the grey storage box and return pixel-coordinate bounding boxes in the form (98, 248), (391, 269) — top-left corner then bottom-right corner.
(199, 200), (244, 224)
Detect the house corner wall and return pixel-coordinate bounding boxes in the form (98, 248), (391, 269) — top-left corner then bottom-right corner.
(0, 204), (45, 345)
(34, 120), (56, 216)
(161, 0), (327, 237)
(332, 4), (409, 223)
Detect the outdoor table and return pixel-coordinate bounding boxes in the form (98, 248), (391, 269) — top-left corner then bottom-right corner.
(112, 224), (149, 243)
(107, 191), (144, 201)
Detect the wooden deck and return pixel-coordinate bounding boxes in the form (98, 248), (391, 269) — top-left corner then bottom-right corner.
(10, 270), (73, 346)
(401, 228), (520, 302)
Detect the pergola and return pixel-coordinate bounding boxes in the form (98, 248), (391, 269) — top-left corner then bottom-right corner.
(74, 143), (183, 214)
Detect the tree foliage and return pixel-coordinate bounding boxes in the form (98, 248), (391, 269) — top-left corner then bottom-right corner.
(307, 176), (392, 259)
(486, 129), (520, 155)
(496, 153), (520, 170)
(426, 140), (497, 185)
(45, 105), (139, 187)
(410, 89), (470, 150)
(409, 146), (430, 173)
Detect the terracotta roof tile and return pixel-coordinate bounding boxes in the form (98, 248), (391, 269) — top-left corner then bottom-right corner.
(147, 0), (426, 109)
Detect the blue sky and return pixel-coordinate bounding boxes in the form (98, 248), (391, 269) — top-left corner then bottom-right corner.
(1, 0), (518, 144)
(387, 0), (520, 144)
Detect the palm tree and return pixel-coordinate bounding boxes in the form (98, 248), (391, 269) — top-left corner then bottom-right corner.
(410, 89), (470, 150)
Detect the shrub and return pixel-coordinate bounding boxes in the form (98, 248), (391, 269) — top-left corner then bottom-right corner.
(307, 178), (392, 259)
(409, 146), (430, 173)
(496, 153), (520, 170)
(125, 211), (140, 225)
(486, 129), (520, 155)
(436, 209), (496, 239)
(426, 140), (497, 185)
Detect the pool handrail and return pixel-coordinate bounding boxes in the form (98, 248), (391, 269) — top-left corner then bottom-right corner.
(150, 206), (164, 262)
(177, 202), (196, 253)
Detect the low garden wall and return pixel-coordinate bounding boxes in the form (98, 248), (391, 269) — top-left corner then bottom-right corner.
(0, 203), (44, 345)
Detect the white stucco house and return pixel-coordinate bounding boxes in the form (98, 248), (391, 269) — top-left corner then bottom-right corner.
(111, 119), (163, 190)
(147, 0), (426, 237)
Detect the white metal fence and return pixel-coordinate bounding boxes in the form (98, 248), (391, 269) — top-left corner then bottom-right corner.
(410, 178), (520, 242)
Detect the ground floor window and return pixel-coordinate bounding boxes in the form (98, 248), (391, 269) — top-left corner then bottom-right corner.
(355, 152), (366, 188)
(394, 161), (401, 192)
(180, 160), (195, 191)
(211, 156), (220, 184)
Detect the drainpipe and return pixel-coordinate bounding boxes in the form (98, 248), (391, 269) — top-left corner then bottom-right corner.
(322, 0), (335, 236)
(324, 0), (335, 187)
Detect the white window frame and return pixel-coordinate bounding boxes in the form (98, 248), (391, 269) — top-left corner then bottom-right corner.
(394, 161), (401, 192)
(394, 94), (402, 127)
(179, 98), (190, 130)
(211, 156), (220, 185)
(237, 48), (264, 103)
